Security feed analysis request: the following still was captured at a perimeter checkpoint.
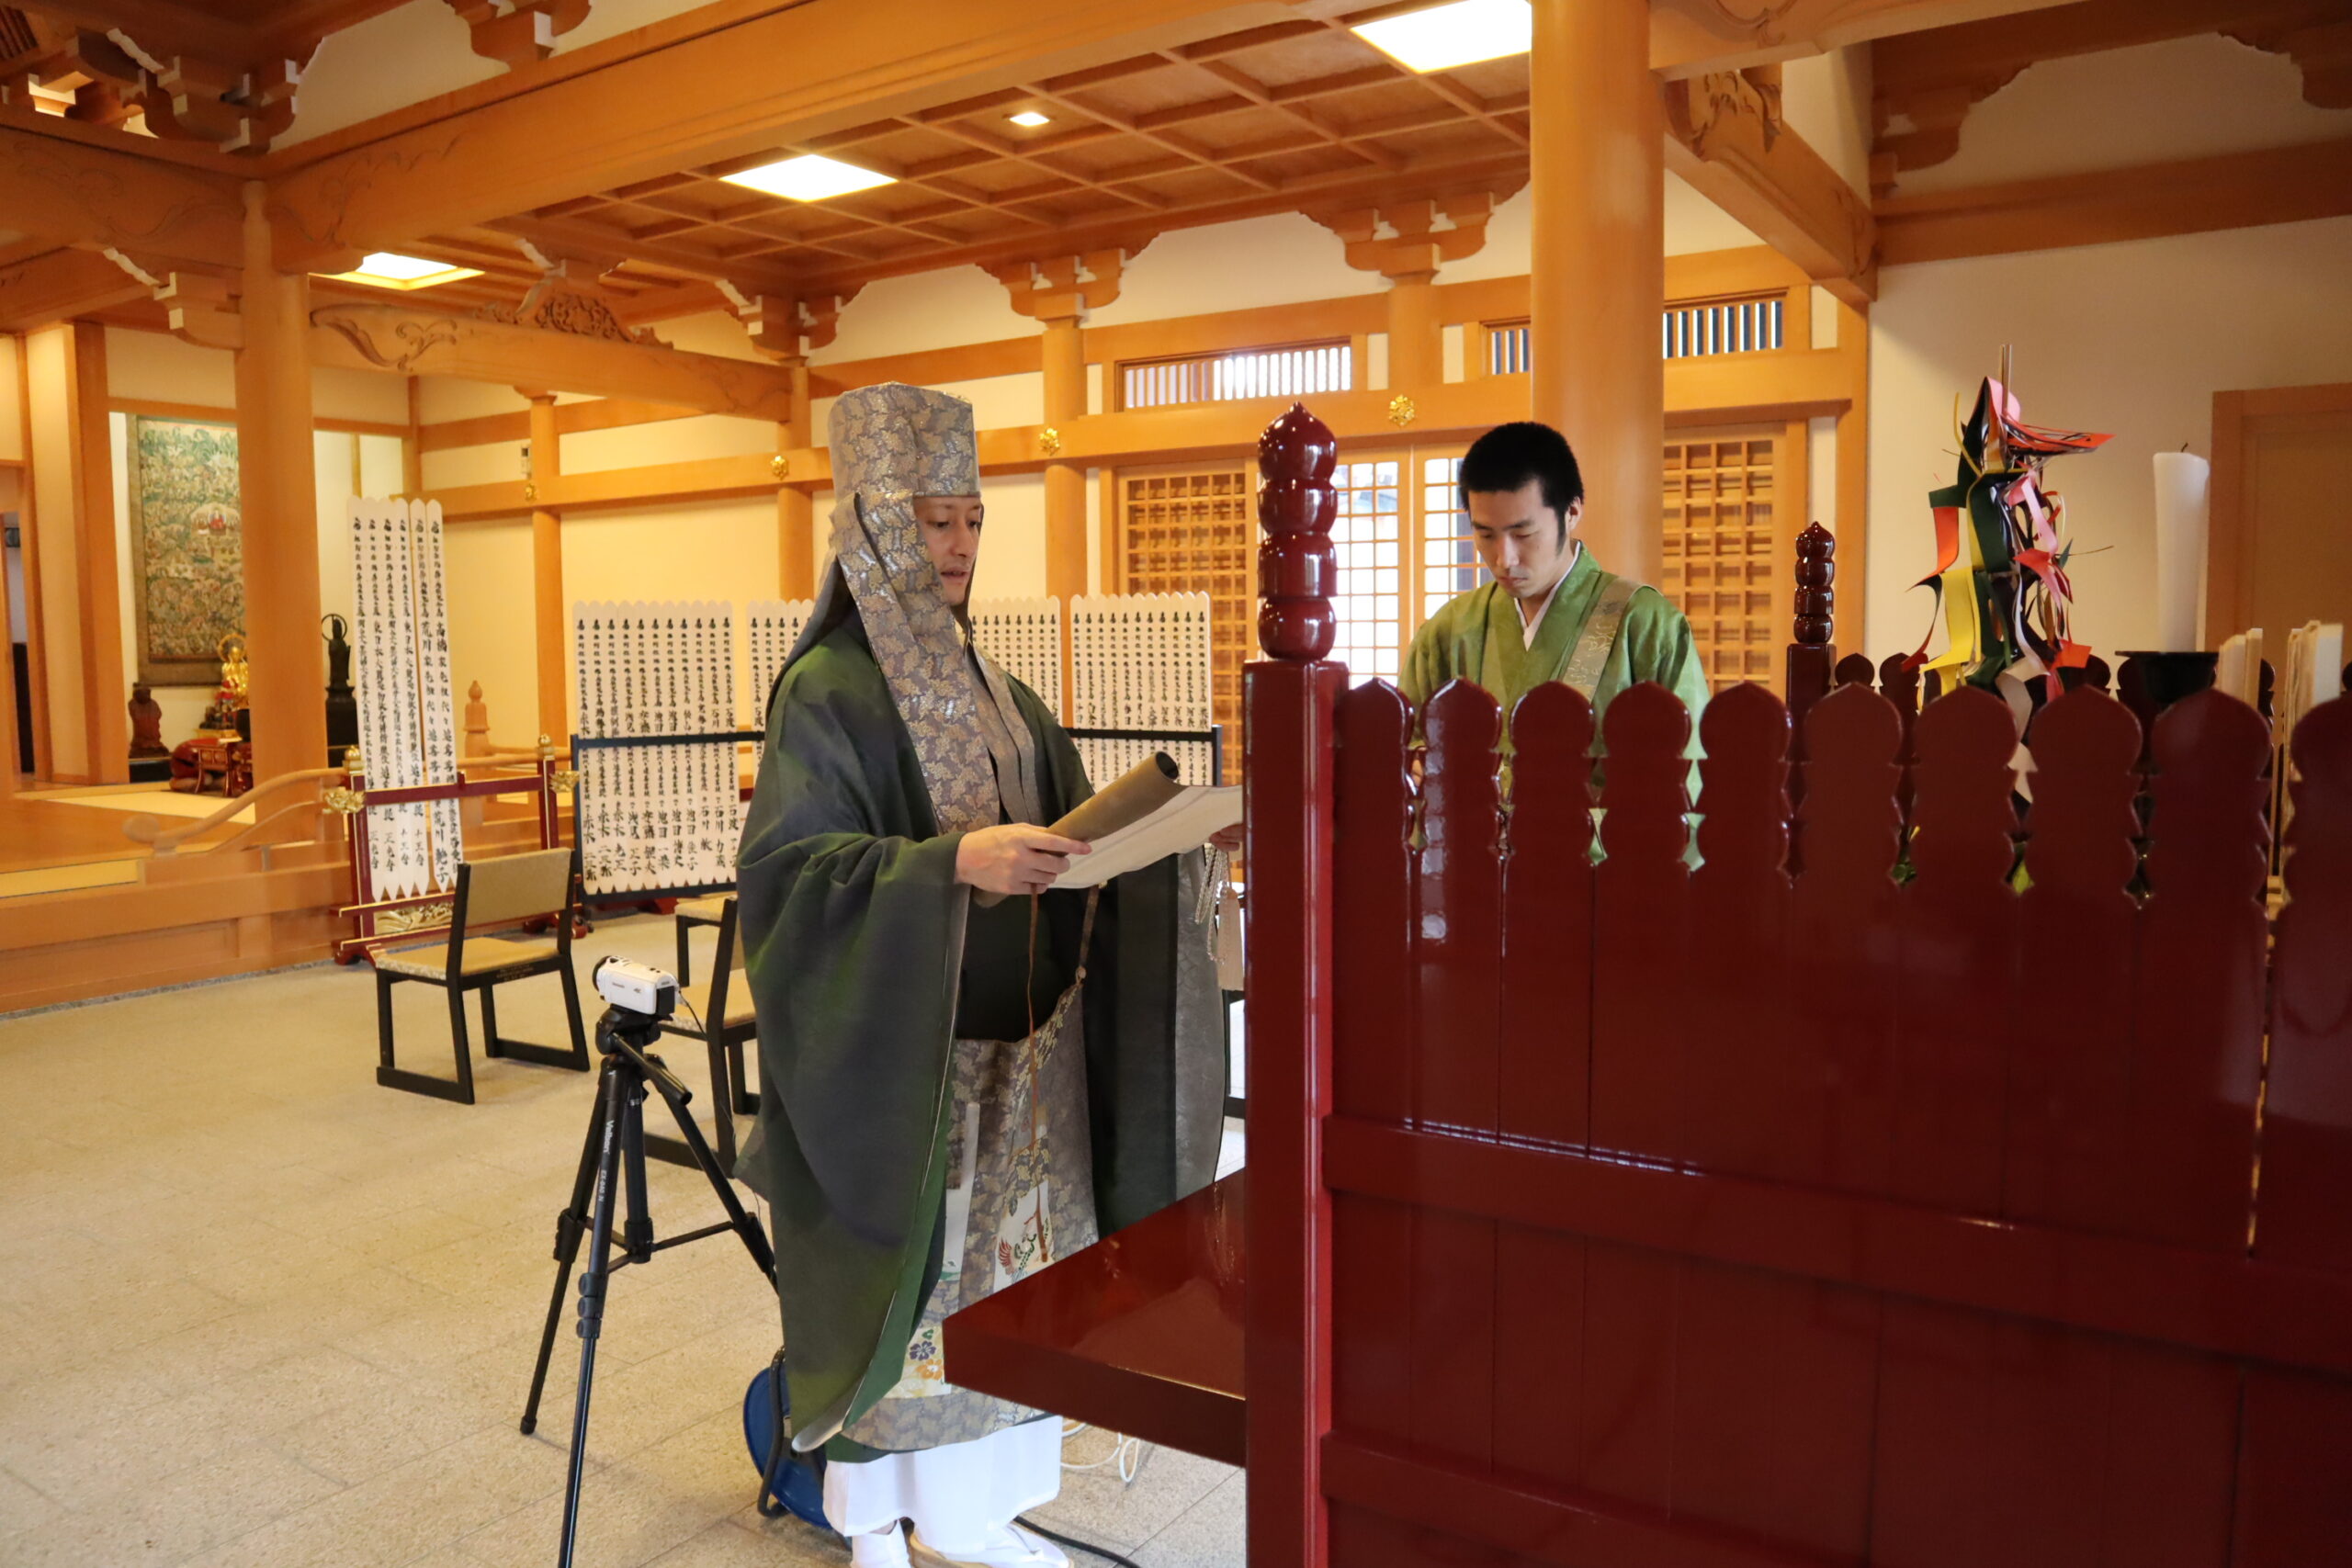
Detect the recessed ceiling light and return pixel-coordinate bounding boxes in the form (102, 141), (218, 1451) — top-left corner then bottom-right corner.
(1008, 110), (1051, 128)
(1352, 0), (1532, 73)
(720, 153), (897, 202)
(317, 252), (485, 290)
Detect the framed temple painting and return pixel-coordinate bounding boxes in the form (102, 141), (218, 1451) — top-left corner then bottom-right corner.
(126, 414), (243, 686)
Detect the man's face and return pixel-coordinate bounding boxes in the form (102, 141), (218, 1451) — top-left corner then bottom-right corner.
(1467, 478), (1580, 602)
(911, 494), (984, 606)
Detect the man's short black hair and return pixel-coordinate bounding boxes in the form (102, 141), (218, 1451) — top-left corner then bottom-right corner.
(1460, 422), (1584, 541)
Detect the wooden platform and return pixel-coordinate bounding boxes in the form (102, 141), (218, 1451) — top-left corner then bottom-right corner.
(0, 789), (245, 878)
(943, 1172), (1246, 1467)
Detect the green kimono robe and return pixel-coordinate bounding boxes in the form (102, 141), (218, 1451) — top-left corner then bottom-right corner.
(1401, 545), (1711, 733)
(737, 609), (1222, 1459)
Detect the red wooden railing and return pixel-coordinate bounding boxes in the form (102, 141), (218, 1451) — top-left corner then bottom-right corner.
(1244, 401), (2352, 1566)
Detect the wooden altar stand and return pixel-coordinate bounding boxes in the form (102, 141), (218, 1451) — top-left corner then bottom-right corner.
(944, 402), (2352, 1568)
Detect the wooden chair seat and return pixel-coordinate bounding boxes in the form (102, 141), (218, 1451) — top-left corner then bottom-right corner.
(675, 895), (732, 923)
(379, 934), (559, 979)
(681, 973), (755, 1030)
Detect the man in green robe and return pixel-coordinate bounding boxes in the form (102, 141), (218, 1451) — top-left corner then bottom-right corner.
(1403, 421), (1710, 741)
(737, 384), (1224, 1568)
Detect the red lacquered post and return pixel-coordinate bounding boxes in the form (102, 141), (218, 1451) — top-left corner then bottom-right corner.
(1245, 402), (1341, 1568)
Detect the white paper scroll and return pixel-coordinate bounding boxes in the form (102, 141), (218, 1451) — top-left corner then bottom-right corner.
(745, 599), (817, 728)
(970, 597), (1064, 717)
(571, 600), (740, 897)
(1070, 592), (1216, 785)
(350, 498), (462, 902)
(2154, 452), (2211, 652)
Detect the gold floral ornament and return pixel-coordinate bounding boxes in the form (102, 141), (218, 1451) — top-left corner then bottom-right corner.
(771, 454), (790, 480)
(1039, 425), (1063, 457)
(322, 784), (366, 816)
(523, 481), (537, 502)
(1387, 394), (1418, 427)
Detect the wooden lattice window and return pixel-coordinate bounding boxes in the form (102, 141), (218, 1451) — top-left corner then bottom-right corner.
(1119, 342), (1351, 410)
(1662, 431), (1782, 692)
(1119, 466), (1254, 781)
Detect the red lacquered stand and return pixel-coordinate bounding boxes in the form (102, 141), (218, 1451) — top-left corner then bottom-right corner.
(942, 1172), (1246, 1466)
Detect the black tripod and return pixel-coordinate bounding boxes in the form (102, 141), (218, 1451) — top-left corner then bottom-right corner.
(519, 1005), (775, 1568)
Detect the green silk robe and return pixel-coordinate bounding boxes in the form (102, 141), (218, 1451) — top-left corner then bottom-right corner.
(1400, 546), (1712, 734)
(737, 610), (1222, 1459)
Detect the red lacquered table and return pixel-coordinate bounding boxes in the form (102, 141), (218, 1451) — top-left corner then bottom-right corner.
(942, 1172), (1246, 1466)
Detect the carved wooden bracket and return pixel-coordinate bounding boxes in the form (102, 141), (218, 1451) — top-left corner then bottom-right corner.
(5, 10), (318, 152)
(1665, 65), (1876, 302)
(2228, 17), (2352, 109)
(443, 0), (594, 68)
(729, 287), (861, 358)
(1307, 190), (1509, 282)
(990, 250), (1130, 322)
(479, 267), (656, 345)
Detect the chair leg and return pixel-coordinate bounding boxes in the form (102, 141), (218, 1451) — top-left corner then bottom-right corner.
(481, 984), (503, 1057)
(494, 965), (594, 1072)
(375, 970), (477, 1105)
(705, 1034), (737, 1170)
(560, 961), (591, 1069)
(675, 919), (693, 988)
(447, 986), (476, 1101)
(728, 1036), (759, 1117)
(377, 971), (397, 1072)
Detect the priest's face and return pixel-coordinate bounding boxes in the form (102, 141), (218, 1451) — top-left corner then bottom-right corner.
(912, 494), (985, 605)
(1467, 479), (1581, 602)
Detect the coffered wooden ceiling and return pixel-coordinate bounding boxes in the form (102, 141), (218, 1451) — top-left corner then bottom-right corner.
(464, 12), (1533, 302)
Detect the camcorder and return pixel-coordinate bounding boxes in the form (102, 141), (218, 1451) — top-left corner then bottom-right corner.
(591, 955), (677, 1021)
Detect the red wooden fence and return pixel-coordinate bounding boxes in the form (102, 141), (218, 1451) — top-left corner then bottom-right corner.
(1244, 402), (2352, 1566)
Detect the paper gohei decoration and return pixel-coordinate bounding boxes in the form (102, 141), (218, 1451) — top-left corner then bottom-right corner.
(350, 499), (462, 901)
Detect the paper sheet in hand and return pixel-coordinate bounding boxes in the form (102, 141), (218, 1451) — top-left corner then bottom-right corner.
(1046, 752), (1239, 890)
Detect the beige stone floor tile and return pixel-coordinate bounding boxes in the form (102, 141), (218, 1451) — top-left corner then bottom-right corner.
(656, 1514), (849, 1567)
(1134, 1472), (1245, 1568)
(3, 1439), (344, 1568)
(455, 1411), (749, 1568)
(266, 1377), (506, 1487)
(0, 1463), (63, 1537)
(1025, 1434), (1235, 1553)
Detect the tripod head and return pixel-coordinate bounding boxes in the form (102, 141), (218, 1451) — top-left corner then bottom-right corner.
(592, 1005), (690, 1105)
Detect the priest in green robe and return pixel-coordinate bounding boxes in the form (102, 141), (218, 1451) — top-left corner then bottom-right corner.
(1403, 421), (1710, 741)
(737, 383), (1224, 1568)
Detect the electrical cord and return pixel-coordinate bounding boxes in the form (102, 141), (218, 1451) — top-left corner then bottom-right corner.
(1013, 1515), (1147, 1568)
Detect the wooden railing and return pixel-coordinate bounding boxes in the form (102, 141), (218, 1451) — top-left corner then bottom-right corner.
(1244, 400), (2352, 1567)
(119, 766), (344, 856)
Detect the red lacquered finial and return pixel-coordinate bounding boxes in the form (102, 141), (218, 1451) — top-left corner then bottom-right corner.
(1792, 522), (1836, 648)
(1257, 402), (1339, 660)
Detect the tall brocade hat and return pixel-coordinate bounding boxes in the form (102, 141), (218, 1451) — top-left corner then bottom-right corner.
(828, 382), (980, 501)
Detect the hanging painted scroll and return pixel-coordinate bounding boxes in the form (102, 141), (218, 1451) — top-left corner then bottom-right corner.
(1070, 592), (1216, 784)
(350, 498), (463, 901)
(970, 597), (1064, 716)
(572, 600), (741, 897)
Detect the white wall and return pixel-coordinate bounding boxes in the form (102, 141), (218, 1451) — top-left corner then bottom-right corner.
(445, 520), (536, 745)
(1863, 215), (2352, 660)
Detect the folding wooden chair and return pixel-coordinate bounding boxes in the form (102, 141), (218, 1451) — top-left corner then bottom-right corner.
(652, 896), (759, 1170)
(375, 847), (591, 1104)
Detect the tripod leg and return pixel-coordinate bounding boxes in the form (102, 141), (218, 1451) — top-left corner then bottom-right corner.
(619, 1078), (654, 1263)
(644, 1066), (777, 1279)
(520, 1058), (612, 1437)
(558, 1061), (627, 1568)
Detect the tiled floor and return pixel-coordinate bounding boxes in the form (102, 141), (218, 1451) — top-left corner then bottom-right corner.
(0, 915), (1243, 1568)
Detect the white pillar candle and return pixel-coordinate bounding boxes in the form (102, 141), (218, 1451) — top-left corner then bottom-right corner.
(2153, 451), (2211, 651)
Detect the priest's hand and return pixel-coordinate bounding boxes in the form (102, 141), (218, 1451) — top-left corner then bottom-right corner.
(956, 825), (1091, 897)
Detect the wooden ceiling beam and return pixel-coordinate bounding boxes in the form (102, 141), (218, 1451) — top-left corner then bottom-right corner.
(1877, 134), (2352, 265)
(1664, 69), (1877, 305)
(268, 0), (1290, 270)
(1872, 0), (2352, 189)
(0, 243), (153, 329)
(490, 213), (808, 295)
(0, 118), (243, 265)
(13, 1), (252, 66)
(1646, 0), (2086, 78)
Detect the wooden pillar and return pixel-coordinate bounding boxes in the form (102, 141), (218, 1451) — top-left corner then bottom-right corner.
(775, 355), (815, 598)
(1833, 296), (1871, 652)
(1041, 312), (1088, 605)
(1385, 272), (1440, 390)
(526, 391), (567, 743)
(24, 320), (127, 784)
(1531, 0), (1665, 586)
(234, 180), (325, 784)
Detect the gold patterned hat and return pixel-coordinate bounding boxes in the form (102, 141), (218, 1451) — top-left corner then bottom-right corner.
(828, 382), (979, 500)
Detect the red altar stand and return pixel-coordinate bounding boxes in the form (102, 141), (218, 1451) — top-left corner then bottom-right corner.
(944, 402), (2352, 1568)
(333, 740), (567, 964)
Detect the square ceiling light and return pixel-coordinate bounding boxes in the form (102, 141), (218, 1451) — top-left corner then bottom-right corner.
(1351, 0), (1532, 73)
(1008, 110), (1051, 128)
(721, 153), (897, 202)
(318, 252), (483, 290)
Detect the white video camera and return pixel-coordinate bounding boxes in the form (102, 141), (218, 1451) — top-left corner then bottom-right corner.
(593, 956), (678, 1021)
